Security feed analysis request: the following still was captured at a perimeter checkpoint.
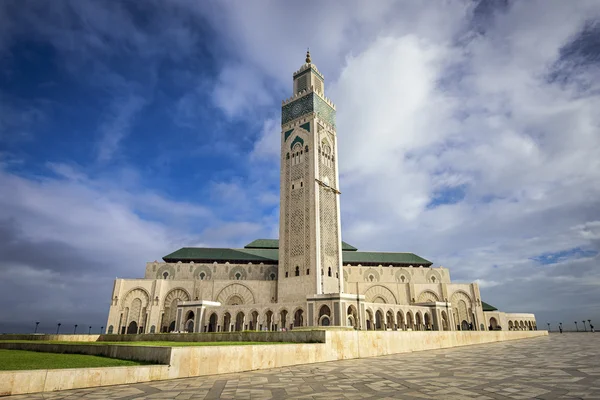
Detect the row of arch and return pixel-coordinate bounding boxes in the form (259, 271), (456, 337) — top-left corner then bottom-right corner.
(181, 308), (306, 333)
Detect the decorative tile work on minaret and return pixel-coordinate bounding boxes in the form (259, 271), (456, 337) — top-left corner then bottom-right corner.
(278, 51), (343, 302)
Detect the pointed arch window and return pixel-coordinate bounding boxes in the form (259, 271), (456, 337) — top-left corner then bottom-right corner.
(295, 266), (300, 277)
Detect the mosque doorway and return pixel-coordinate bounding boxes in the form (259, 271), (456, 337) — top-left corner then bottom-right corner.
(208, 313), (218, 332)
(168, 321), (176, 332)
(265, 310), (273, 331)
(251, 311), (259, 330)
(319, 305), (331, 326)
(293, 309), (304, 327)
(127, 321), (138, 334)
(461, 320), (469, 331)
(375, 310), (384, 330)
(235, 312), (245, 331)
(223, 312), (232, 332)
(185, 311), (194, 332)
(424, 313), (432, 330)
(489, 317), (498, 330)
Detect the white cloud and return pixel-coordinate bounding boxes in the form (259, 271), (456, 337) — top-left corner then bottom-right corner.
(200, 0), (600, 325)
(250, 118), (280, 162)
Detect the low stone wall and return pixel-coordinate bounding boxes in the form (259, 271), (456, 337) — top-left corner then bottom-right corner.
(0, 343), (172, 364)
(97, 330), (327, 343)
(0, 334), (100, 342)
(0, 330), (547, 396)
(0, 365), (170, 396)
(168, 330), (548, 378)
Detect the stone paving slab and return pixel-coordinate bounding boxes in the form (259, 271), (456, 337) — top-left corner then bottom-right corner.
(5, 333), (600, 399)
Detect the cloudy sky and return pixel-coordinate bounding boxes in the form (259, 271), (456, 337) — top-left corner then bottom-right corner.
(1, 0), (599, 334)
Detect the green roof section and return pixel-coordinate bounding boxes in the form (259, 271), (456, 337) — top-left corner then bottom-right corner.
(342, 251), (431, 266)
(162, 248), (278, 264)
(244, 239), (358, 252)
(244, 239), (279, 249)
(482, 301), (498, 312)
(163, 241), (431, 267)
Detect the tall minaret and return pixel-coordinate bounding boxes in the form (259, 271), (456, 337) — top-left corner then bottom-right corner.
(278, 51), (344, 303)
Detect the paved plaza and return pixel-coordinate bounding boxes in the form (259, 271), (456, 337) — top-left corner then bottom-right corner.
(7, 333), (600, 399)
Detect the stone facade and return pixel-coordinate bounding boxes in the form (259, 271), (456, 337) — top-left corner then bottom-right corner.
(105, 52), (537, 335)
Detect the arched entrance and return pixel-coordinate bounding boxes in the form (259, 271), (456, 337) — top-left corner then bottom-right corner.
(265, 310), (273, 331)
(386, 310), (394, 330)
(293, 309), (304, 327)
(168, 321), (175, 332)
(489, 317), (498, 330)
(397, 311), (405, 331)
(415, 312), (423, 331)
(375, 310), (384, 330)
(223, 312), (231, 332)
(185, 310), (195, 333)
(461, 320), (469, 331)
(406, 311), (414, 330)
(366, 309), (374, 330)
(250, 311), (259, 330)
(424, 313), (431, 330)
(280, 310), (288, 330)
(508, 320), (514, 330)
(235, 312), (245, 331)
(208, 313), (218, 332)
(127, 321), (138, 334)
(347, 305), (358, 329)
(319, 305), (331, 326)
(441, 311), (449, 331)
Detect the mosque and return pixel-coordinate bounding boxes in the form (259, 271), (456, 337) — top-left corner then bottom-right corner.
(105, 52), (537, 335)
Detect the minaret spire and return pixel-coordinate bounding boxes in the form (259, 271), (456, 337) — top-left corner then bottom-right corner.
(305, 48), (311, 64)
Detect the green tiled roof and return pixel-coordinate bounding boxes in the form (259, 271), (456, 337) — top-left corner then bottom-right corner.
(482, 301), (498, 312)
(163, 241), (431, 267)
(162, 248), (278, 264)
(244, 239), (357, 251)
(341, 251), (431, 266)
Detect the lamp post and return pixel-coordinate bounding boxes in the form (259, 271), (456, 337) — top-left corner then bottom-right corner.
(73, 324), (78, 334)
(559, 322), (563, 333)
(589, 320), (593, 332)
(101, 326), (104, 334)
(583, 320), (587, 332)
(547, 322), (550, 332)
(88, 326), (92, 334)
(56, 323), (61, 334)
(575, 321), (578, 332)
(34, 321), (40, 334)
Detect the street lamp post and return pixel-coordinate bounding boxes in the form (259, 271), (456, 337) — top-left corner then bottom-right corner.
(88, 326), (92, 334)
(34, 321), (40, 334)
(583, 320), (587, 332)
(56, 323), (61, 334)
(559, 322), (563, 333)
(101, 326), (104, 334)
(575, 321), (579, 332)
(73, 324), (78, 334)
(547, 322), (550, 332)
(589, 320), (593, 332)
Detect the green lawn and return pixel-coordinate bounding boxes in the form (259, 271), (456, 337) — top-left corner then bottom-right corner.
(0, 340), (297, 347)
(0, 349), (148, 371)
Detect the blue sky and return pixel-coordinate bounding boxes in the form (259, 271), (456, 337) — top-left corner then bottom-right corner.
(1, 0), (599, 333)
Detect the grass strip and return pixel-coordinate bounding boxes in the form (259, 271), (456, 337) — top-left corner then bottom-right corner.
(0, 349), (149, 371)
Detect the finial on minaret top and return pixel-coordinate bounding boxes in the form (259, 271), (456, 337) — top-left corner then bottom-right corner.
(305, 48), (311, 64)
